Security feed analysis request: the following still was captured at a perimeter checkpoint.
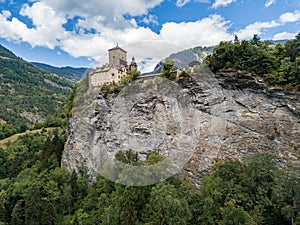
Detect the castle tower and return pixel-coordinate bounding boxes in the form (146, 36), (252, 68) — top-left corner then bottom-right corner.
(108, 44), (127, 67)
(129, 56), (138, 71)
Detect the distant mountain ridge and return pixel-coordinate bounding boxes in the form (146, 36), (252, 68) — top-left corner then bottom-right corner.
(32, 62), (88, 81)
(147, 46), (214, 75)
(272, 39), (288, 45)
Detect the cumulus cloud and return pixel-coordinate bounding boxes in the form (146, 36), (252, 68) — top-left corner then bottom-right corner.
(0, 2), (69, 48)
(0, 10), (26, 42)
(279, 10), (300, 23)
(41, 0), (164, 29)
(20, 2), (65, 29)
(235, 21), (281, 40)
(1, 0), (299, 72)
(211, 0), (236, 9)
(125, 41), (183, 72)
(273, 31), (297, 40)
(59, 26), (161, 69)
(63, 14), (232, 71)
(126, 14), (231, 72)
(0, 0), (234, 72)
(43, 0), (164, 16)
(160, 14), (232, 47)
(20, 2), (69, 48)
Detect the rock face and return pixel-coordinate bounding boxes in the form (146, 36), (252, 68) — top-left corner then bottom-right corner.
(62, 66), (300, 184)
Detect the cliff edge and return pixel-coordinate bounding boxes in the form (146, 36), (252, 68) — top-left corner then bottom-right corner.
(62, 66), (300, 184)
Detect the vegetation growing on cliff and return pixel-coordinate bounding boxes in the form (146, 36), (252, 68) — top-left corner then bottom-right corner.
(161, 59), (191, 81)
(205, 34), (300, 89)
(161, 59), (176, 80)
(100, 69), (140, 96)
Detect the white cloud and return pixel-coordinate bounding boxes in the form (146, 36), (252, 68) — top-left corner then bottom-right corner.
(59, 26), (161, 66)
(235, 21), (281, 40)
(176, 0), (191, 7)
(0, 2), (69, 49)
(1, 10), (11, 18)
(273, 31), (297, 40)
(0, 0), (164, 62)
(41, 0), (164, 29)
(160, 14), (232, 47)
(279, 10), (300, 23)
(59, 14), (232, 71)
(2, 0), (299, 73)
(125, 41), (183, 72)
(20, 2), (64, 28)
(265, 0), (276, 8)
(0, 11), (27, 42)
(211, 0), (236, 9)
(176, 0), (210, 7)
(142, 14), (159, 25)
(0, 0), (234, 73)
(126, 14), (231, 72)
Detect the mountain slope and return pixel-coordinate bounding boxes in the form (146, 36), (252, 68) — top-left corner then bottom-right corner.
(32, 62), (88, 81)
(0, 44), (75, 139)
(149, 46), (214, 74)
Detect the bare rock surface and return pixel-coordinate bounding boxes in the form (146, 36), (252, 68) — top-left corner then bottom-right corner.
(62, 66), (300, 184)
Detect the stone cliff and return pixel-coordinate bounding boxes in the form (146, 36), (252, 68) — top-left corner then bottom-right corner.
(62, 66), (300, 185)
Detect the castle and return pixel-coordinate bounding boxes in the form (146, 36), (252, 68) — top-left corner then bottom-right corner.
(88, 44), (137, 89)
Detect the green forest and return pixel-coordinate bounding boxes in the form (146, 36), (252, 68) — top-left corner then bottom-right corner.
(0, 130), (299, 224)
(205, 34), (300, 89)
(0, 45), (74, 139)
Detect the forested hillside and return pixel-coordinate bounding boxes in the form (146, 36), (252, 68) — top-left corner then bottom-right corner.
(205, 34), (300, 89)
(0, 45), (74, 139)
(1, 134), (299, 225)
(32, 62), (88, 81)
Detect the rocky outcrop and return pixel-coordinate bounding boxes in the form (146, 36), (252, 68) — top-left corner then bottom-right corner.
(62, 66), (300, 185)
(20, 111), (44, 123)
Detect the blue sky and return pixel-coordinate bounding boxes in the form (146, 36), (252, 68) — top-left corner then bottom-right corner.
(0, 0), (299, 72)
